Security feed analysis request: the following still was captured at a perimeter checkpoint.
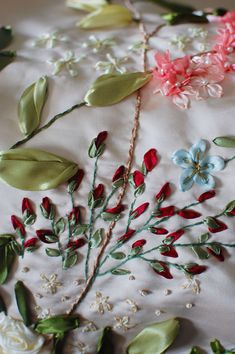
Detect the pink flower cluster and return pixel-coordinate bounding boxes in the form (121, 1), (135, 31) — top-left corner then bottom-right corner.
(153, 12), (235, 109)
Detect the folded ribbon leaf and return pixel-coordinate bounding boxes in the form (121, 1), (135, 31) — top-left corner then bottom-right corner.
(0, 148), (78, 191)
(15, 281), (32, 327)
(35, 315), (80, 335)
(0, 51), (16, 71)
(126, 318), (180, 354)
(97, 326), (114, 354)
(213, 136), (235, 148)
(0, 242), (15, 284)
(84, 72), (152, 106)
(18, 76), (48, 136)
(77, 4), (133, 29)
(0, 26), (13, 50)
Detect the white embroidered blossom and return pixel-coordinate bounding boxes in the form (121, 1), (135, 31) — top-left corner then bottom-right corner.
(35, 306), (55, 319)
(181, 277), (201, 294)
(114, 316), (135, 331)
(32, 31), (68, 48)
(47, 51), (86, 77)
(0, 312), (49, 354)
(95, 53), (129, 74)
(170, 35), (191, 50)
(40, 273), (62, 294)
(170, 27), (209, 51)
(125, 299), (139, 313)
(90, 291), (113, 314)
(82, 321), (98, 333)
(83, 35), (116, 53)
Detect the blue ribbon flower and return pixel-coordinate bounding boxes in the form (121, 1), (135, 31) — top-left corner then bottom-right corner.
(172, 140), (225, 192)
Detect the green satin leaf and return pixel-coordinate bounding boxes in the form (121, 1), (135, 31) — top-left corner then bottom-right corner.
(0, 26), (13, 50)
(0, 51), (16, 71)
(210, 339), (225, 353)
(0, 148), (78, 191)
(45, 248), (61, 257)
(66, 0), (108, 12)
(191, 246), (209, 260)
(126, 318), (180, 354)
(213, 136), (235, 148)
(97, 326), (114, 354)
(0, 243), (15, 284)
(90, 229), (103, 248)
(15, 281), (32, 326)
(63, 251), (78, 269)
(84, 72), (152, 107)
(35, 315), (80, 335)
(77, 4), (133, 29)
(223, 200), (235, 215)
(162, 12), (208, 25)
(18, 76), (48, 136)
(111, 268), (131, 275)
(110, 252), (126, 260)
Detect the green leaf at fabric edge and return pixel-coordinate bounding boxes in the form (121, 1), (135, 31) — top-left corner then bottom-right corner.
(0, 293), (7, 314)
(0, 243), (15, 284)
(213, 136), (235, 148)
(0, 148), (78, 191)
(126, 318), (180, 354)
(97, 326), (114, 354)
(84, 72), (152, 106)
(0, 51), (16, 71)
(77, 4), (133, 29)
(18, 76), (48, 136)
(0, 26), (13, 50)
(35, 315), (80, 335)
(15, 281), (32, 326)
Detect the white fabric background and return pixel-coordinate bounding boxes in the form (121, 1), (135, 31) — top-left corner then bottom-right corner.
(0, 0), (235, 353)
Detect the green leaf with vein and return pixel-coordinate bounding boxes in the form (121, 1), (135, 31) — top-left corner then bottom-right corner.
(127, 318), (180, 354)
(63, 251), (78, 269)
(18, 76), (48, 136)
(111, 268), (131, 275)
(213, 136), (235, 148)
(0, 148), (78, 191)
(0, 51), (16, 71)
(15, 281), (32, 326)
(53, 217), (66, 234)
(35, 315), (80, 335)
(77, 4), (133, 29)
(46, 248), (61, 257)
(84, 72), (152, 106)
(90, 229), (103, 248)
(97, 326), (114, 354)
(191, 246), (209, 260)
(0, 243), (15, 284)
(110, 252), (126, 260)
(0, 26), (13, 50)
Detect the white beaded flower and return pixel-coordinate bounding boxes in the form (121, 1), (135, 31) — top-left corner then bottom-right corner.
(32, 31), (68, 48)
(83, 35), (116, 53)
(48, 51), (86, 77)
(40, 273), (62, 294)
(90, 291), (113, 314)
(95, 53), (129, 74)
(114, 316), (135, 331)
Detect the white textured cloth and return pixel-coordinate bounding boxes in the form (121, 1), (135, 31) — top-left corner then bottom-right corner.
(0, 0), (235, 353)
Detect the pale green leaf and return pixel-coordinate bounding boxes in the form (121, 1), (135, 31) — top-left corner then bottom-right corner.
(151, 261), (165, 272)
(63, 251), (78, 269)
(213, 136), (235, 148)
(111, 268), (131, 275)
(84, 72), (152, 107)
(0, 51), (16, 71)
(77, 4), (133, 29)
(45, 248), (61, 257)
(15, 281), (32, 326)
(66, 0), (107, 12)
(199, 232), (209, 243)
(0, 26), (13, 50)
(191, 246), (209, 260)
(0, 148), (78, 191)
(18, 76), (48, 136)
(126, 318), (180, 354)
(35, 315), (80, 335)
(54, 217), (66, 234)
(72, 224), (89, 236)
(223, 200), (235, 215)
(110, 252), (126, 260)
(90, 228), (103, 248)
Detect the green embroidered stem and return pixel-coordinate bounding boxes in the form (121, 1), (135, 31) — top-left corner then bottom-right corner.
(94, 187), (117, 222)
(85, 157), (99, 280)
(51, 219), (63, 260)
(10, 102), (86, 149)
(225, 156), (235, 164)
(97, 256), (133, 276)
(69, 191), (75, 209)
(67, 216), (72, 243)
(125, 197), (137, 232)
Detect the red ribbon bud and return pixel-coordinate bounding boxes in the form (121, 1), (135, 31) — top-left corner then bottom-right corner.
(93, 184), (105, 200)
(207, 247), (224, 262)
(132, 239), (146, 248)
(36, 229), (56, 243)
(197, 190), (216, 203)
(156, 182), (171, 202)
(68, 169), (84, 192)
(208, 219), (227, 233)
(22, 198), (34, 215)
(11, 215), (25, 236)
(133, 170), (144, 188)
(150, 227), (168, 235)
(118, 229), (136, 243)
(131, 202), (149, 219)
(186, 264), (207, 275)
(153, 261), (173, 279)
(69, 207), (80, 225)
(160, 246), (178, 258)
(112, 165), (125, 182)
(156, 206), (175, 218)
(143, 149), (158, 172)
(24, 237), (38, 248)
(177, 209), (201, 219)
(166, 229), (184, 243)
(95, 131), (108, 149)
(67, 238), (86, 250)
(105, 205), (125, 214)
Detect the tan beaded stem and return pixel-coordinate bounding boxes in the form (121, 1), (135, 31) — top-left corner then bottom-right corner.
(68, 8), (164, 315)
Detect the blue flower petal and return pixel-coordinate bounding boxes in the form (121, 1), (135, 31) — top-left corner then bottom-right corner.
(172, 149), (193, 168)
(200, 155), (225, 172)
(189, 140), (207, 163)
(179, 167), (195, 191)
(193, 172), (215, 189)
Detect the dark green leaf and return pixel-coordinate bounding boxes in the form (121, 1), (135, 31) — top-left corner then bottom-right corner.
(0, 26), (13, 50)
(210, 339), (225, 353)
(15, 281), (32, 326)
(151, 261), (165, 272)
(45, 248), (61, 257)
(148, 0), (195, 13)
(0, 244), (15, 284)
(45, 234), (59, 243)
(199, 233), (209, 243)
(0, 51), (16, 71)
(204, 217), (220, 229)
(223, 200), (235, 215)
(162, 12), (208, 25)
(101, 212), (120, 222)
(97, 326), (114, 354)
(35, 315), (80, 335)
(110, 252), (126, 260)
(0, 234), (14, 246)
(63, 251), (78, 269)
(111, 268), (131, 275)
(11, 240), (23, 256)
(213, 136), (235, 148)
(209, 243), (221, 255)
(190, 347), (203, 354)
(191, 246), (209, 260)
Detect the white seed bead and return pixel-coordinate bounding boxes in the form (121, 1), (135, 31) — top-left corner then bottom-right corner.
(155, 310), (162, 316)
(163, 289), (171, 296)
(185, 303), (193, 309)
